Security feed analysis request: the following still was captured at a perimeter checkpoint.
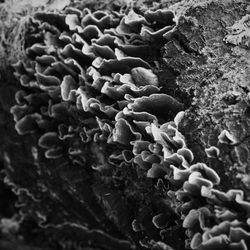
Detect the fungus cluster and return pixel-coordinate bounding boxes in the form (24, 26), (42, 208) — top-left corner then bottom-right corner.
(9, 3), (250, 250)
(11, 6), (179, 160)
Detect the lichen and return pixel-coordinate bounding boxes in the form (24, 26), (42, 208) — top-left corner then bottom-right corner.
(224, 14), (250, 49)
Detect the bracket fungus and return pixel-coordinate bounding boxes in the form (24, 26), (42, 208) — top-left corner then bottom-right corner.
(205, 146), (220, 158)
(218, 130), (238, 145)
(6, 2), (250, 250)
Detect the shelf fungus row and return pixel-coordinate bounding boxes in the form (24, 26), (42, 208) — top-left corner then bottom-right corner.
(135, 118), (250, 250)
(11, 6), (178, 158)
(10, 4), (250, 250)
(10, 5), (183, 250)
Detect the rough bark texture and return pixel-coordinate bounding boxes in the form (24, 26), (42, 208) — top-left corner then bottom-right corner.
(169, 0), (250, 192)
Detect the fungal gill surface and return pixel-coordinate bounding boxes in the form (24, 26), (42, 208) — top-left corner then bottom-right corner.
(7, 2), (250, 250)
